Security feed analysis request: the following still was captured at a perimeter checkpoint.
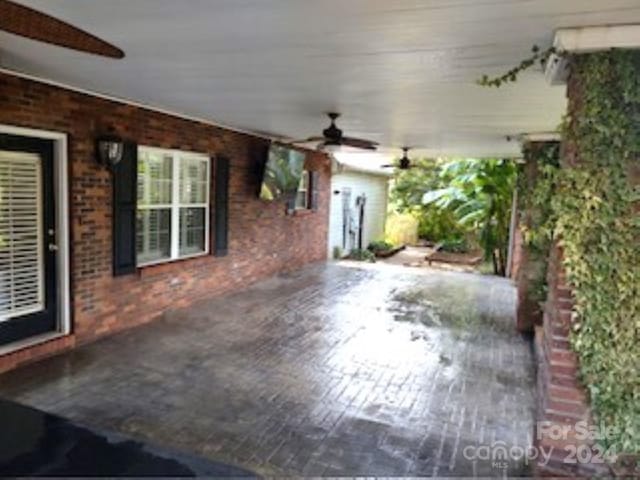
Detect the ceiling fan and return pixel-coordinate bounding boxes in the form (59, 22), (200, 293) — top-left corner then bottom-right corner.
(290, 113), (379, 152)
(382, 147), (416, 170)
(0, 0), (124, 58)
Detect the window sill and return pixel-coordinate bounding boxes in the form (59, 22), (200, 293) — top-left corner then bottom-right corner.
(293, 209), (314, 217)
(136, 251), (211, 276)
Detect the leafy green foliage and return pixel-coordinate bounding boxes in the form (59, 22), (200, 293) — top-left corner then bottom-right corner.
(346, 248), (376, 263)
(477, 45), (558, 87)
(553, 51), (640, 453)
(440, 238), (469, 254)
(367, 240), (394, 253)
(423, 158), (517, 275)
(389, 158), (468, 245)
(517, 142), (561, 306)
(384, 212), (419, 246)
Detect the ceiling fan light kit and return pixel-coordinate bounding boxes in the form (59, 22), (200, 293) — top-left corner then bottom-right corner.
(382, 147), (415, 170)
(290, 113), (379, 152)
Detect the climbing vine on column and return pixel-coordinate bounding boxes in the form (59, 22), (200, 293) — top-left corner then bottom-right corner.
(517, 142), (560, 309)
(555, 50), (640, 454)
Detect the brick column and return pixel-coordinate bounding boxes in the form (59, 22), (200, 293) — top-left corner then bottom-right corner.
(531, 55), (631, 477)
(515, 141), (557, 332)
(533, 245), (610, 477)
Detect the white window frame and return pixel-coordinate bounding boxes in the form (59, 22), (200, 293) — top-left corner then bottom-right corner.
(295, 170), (310, 210)
(137, 146), (210, 267)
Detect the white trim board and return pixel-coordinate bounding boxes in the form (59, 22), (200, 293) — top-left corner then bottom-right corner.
(519, 132), (561, 144)
(0, 124), (71, 350)
(546, 25), (640, 85)
(554, 24), (640, 53)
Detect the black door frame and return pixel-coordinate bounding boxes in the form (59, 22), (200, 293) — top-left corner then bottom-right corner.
(0, 133), (58, 346)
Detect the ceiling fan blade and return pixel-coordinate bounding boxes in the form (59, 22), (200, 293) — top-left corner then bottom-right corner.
(0, 0), (124, 58)
(288, 136), (325, 144)
(341, 137), (379, 150)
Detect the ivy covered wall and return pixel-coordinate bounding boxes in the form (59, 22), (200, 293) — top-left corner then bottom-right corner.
(515, 141), (560, 332)
(554, 50), (639, 454)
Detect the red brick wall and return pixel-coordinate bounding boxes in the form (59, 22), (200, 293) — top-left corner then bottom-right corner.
(532, 69), (612, 477)
(533, 245), (610, 477)
(0, 72), (331, 372)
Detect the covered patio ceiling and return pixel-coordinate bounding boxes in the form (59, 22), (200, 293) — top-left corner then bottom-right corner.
(2, 0), (640, 159)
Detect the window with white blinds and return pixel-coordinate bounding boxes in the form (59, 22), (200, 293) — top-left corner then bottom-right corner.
(0, 151), (44, 322)
(137, 147), (210, 266)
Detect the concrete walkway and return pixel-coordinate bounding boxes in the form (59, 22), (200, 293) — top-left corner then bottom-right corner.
(0, 262), (535, 477)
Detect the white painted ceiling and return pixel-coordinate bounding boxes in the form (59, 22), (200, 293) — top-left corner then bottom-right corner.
(2, 0), (640, 158)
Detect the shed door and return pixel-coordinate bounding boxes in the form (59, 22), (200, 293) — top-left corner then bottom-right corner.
(0, 134), (57, 346)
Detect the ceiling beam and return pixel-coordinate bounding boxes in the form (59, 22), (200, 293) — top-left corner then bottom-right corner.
(554, 24), (640, 53)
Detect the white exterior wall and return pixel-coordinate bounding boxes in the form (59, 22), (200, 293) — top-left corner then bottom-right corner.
(328, 170), (389, 258)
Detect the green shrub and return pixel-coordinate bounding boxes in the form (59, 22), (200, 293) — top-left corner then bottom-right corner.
(439, 238), (469, 253)
(367, 240), (394, 253)
(346, 248), (376, 263)
(332, 246), (343, 259)
(417, 207), (467, 244)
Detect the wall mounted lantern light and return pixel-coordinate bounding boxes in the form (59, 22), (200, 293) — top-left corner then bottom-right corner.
(96, 135), (124, 169)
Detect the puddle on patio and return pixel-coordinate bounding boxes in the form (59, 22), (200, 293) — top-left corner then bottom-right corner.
(388, 283), (516, 336)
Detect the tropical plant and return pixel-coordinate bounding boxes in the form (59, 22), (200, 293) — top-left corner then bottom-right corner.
(389, 158), (467, 244)
(422, 158), (516, 275)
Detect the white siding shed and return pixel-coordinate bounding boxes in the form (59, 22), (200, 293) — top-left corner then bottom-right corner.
(328, 161), (390, 258)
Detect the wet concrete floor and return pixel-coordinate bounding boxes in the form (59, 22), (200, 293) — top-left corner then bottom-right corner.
(1, 262), (536, 476)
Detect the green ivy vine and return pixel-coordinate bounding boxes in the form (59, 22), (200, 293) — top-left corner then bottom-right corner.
(554, 50), (640, 454)
(477, 45), (557, 87)
(517, 142), (560, 308)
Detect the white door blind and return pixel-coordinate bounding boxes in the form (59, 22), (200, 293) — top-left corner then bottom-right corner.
(0, 151), (44, 322)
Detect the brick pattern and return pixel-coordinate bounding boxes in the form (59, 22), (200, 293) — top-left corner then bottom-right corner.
(2, 263), (536, 477)
(532, 66), (614, 476)
(533, 245), (610, 477)
(0, 72), (330, 372)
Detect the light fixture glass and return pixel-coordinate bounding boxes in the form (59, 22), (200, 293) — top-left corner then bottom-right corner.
(322, 142), (341, 154)
(97, 136), (124, 168)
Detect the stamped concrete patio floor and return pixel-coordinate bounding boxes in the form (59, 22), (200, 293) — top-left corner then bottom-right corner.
(1, 262), (535, 477)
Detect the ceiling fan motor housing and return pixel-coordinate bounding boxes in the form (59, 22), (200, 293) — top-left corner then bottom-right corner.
(323, 122), (343, 142)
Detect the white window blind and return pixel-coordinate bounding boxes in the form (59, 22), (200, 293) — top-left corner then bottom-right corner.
(0, 151), (44, 322)
(137, 147), (210, 267)
(295, 170), (310, 210)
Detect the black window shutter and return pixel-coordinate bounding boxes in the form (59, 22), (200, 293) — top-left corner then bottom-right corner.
(214, 156), (230, 256)
(112, 141), (138, 276)
(310, 171), (320, 211)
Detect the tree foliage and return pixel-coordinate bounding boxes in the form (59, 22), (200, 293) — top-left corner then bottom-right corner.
(390, 157), (516, 276)
(389, 158), (467, 244)
(422, 158), (516, 275)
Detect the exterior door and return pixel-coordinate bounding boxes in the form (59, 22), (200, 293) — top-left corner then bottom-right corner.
(0, 134), (57, 346)
(341, 188), (352, 250)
